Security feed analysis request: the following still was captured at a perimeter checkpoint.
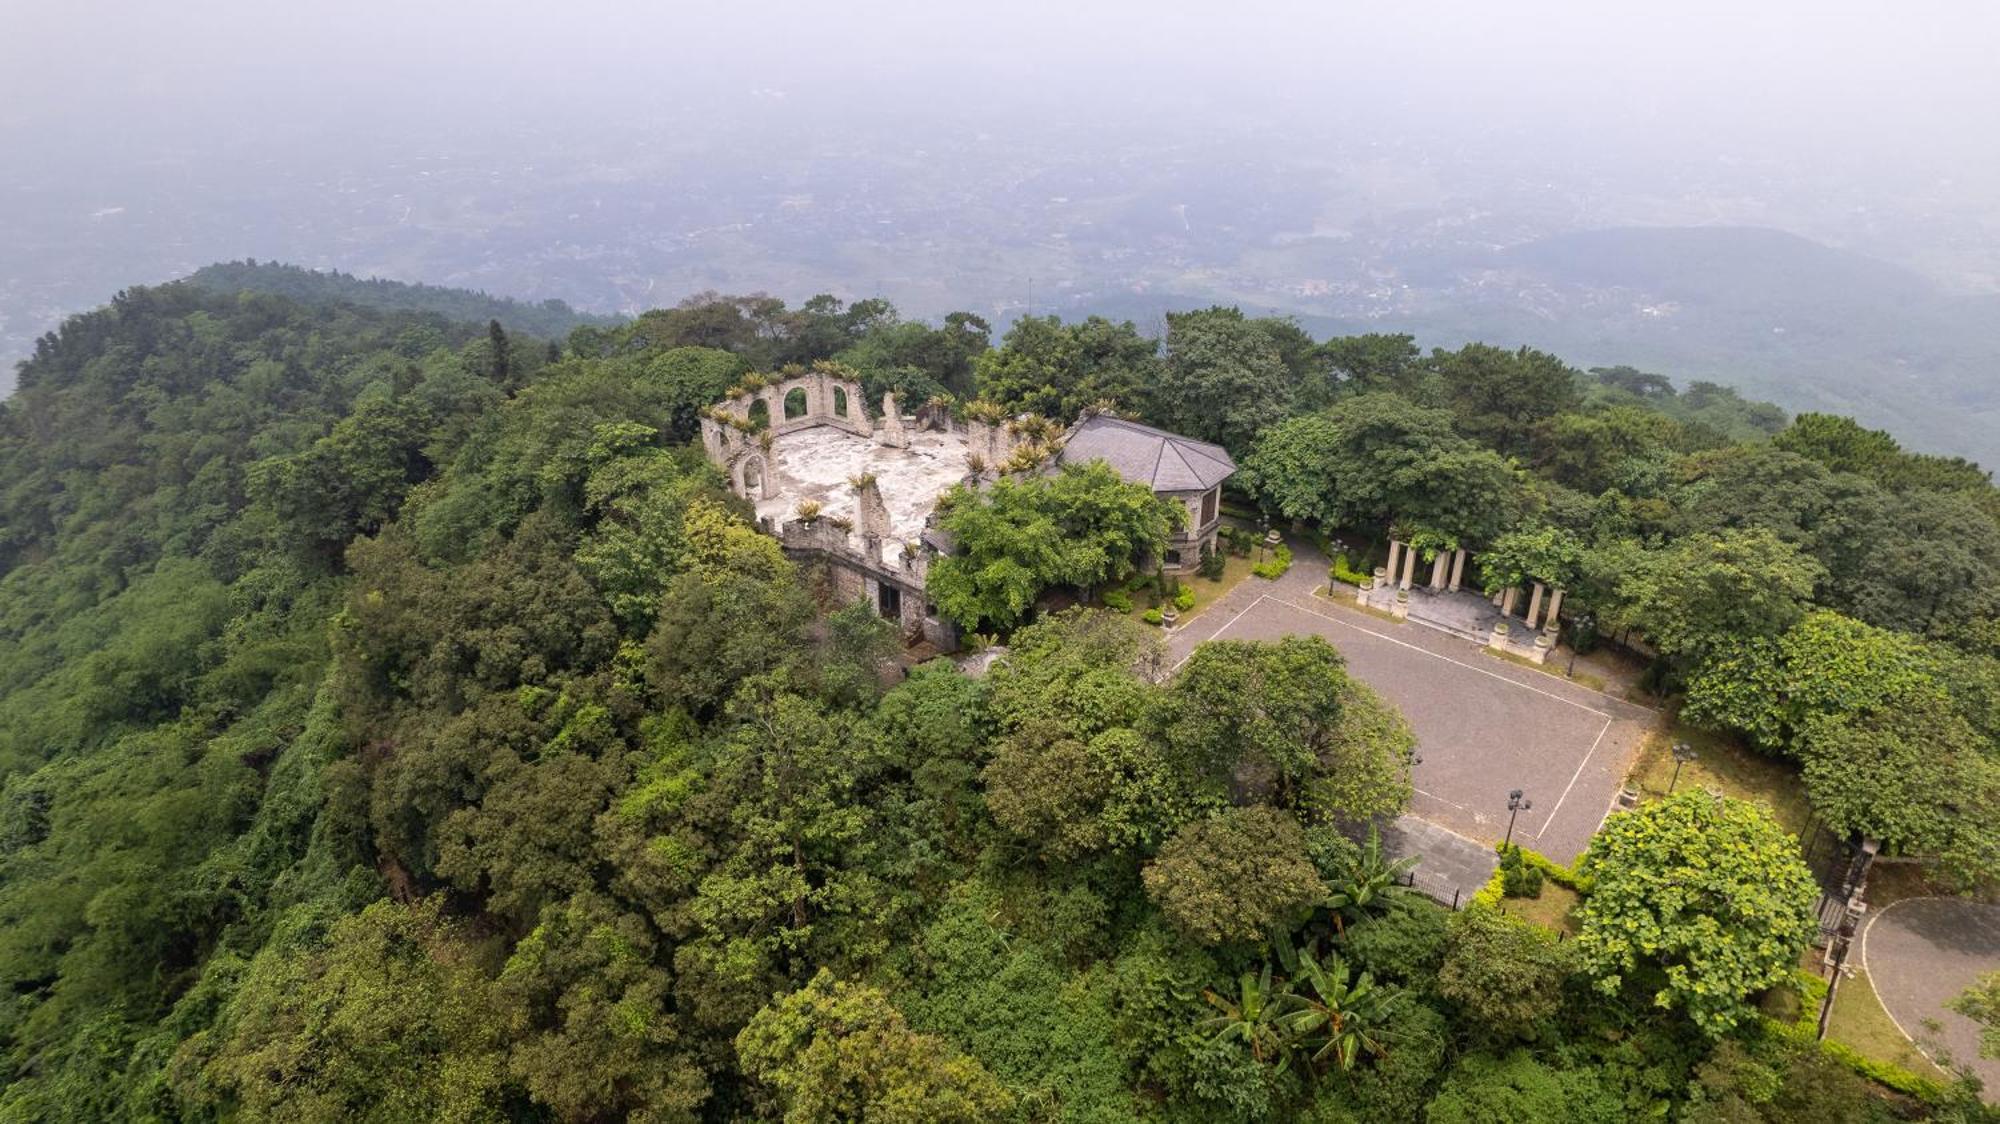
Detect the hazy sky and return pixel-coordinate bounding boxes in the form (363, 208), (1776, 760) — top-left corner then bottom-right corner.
(6, 0), (1999, 175)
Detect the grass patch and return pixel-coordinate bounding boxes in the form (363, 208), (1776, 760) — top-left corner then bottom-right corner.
(1499, 882), (1582, 936)
(1482, 646), (1610, 694)
(1308, 587), (1404, 626)
(1096, 554), (1255, 625)
(1827, 967), (1951, 1080)
(1177, 553), (1256, 621)
(1626, 723), (1812, 838)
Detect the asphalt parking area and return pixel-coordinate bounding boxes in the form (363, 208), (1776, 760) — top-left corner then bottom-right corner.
(1862, 897), (2000, 1092)
(1179, 591), (1653, 863)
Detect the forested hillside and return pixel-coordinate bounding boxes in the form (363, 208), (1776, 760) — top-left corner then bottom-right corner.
(186, 260), (621, 341)
(0, 281), (1995, 1121)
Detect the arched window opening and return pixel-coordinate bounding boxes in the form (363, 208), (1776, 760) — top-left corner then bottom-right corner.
(784, 387), (809, 420)
(747, 397), (771, 430)
(833, 386), (849, 417)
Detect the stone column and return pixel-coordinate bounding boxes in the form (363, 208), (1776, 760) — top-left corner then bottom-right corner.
(1525, 582), (1545, 630)
(856, 478), (892, 540)
(877, 392), (908, 449)
(1429, 551), (1449, 589)
(1399, 544), (1417, 590)
(1385, 539), (1402, 584)
(1544, 587), (1565, 630)
(1448, 548), (1467, 592)
(1501, 586), (1518, 616)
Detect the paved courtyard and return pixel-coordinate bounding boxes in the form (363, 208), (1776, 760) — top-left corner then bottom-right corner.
(1167, 558), (1655, 867)
(1861, 897), (2000, 1092)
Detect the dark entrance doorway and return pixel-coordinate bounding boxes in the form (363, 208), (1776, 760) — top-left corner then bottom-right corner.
(877, 583), (902, 620)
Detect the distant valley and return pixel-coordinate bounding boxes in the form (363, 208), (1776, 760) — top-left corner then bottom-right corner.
(5, 123), (1996, 463)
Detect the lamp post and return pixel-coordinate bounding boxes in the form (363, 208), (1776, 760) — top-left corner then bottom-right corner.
(1565, 612), (1594, 678)
(1504, 788), (1532, 847)
(1668, 741), (1697, 795)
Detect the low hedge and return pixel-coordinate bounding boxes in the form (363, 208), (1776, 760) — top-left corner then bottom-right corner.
(1328, 553), (1372, 587)
(1817, 1039), (1945, 1102)
(1757, 969), (1950, 1102)
(1251, 545), (1293, 580)
(1472, 843), (1592, 909)
(1518, 845), (1592, 893)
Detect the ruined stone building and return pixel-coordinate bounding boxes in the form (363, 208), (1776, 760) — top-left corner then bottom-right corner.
(698, 368), (1235, 649)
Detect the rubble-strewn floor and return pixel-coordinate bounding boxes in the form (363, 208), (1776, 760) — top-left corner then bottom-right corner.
(753, 425), (973, 558)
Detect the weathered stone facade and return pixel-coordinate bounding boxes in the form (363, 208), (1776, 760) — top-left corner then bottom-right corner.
(701, 383), (1236, 649)
(776, 516), (953, 649)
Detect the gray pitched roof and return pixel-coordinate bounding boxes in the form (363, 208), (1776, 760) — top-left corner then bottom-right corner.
(1057, 415), (1236, 493)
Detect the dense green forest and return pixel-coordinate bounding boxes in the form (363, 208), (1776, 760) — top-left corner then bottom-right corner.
(186, 261), (621, 341)
(0, 277), (1995, 1121)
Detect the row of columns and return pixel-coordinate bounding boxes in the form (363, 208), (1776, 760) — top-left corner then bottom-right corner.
(1383, 539), (1469, 593)
(1494, 580), (1565, 631)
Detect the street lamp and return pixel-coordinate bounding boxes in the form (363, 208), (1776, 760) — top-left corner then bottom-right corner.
(1504, 788), (1533, 847)
(1565, 612), (1594, 678)
(1668, 741), (1697, 795)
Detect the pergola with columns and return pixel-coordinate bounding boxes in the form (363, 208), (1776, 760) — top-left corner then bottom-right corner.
(1494, 578), (1565, 633)
(1382, 537), (1470, 595)
(1372, 533), (1570, 657)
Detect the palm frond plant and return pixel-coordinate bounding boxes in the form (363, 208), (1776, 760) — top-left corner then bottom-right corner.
(1277, 946), (1400, 1074)
(1322, 829), (1420, 934)
(1197, 961), (1294, 1066)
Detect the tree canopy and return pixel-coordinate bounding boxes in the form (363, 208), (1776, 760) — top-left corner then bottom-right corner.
(0, 276), (1991, 1122)
(1575, 792), (1818, 1036)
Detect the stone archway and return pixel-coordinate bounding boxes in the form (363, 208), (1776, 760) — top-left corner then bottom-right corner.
(747, 397), (771, 431)
(833, 386), (849, 417)
(784, 387), (809, 420)
(737, 453), (768, 499)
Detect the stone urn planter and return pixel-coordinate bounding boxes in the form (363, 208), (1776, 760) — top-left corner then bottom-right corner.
(1487, 619), (1511, 650)
(1373, 566), (1389, 583)
(1392, 588), (1411, 620)
(1161, 608), (1179, 629)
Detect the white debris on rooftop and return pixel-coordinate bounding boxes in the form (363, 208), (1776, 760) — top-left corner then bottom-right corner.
(754, 425), (973, 564)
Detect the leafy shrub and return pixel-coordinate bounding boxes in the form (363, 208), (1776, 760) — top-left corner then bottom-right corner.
(1198, 545), (1225, 580)
(1341, 906), (1450, 990)
(1329, 553), (1371, 586)
(1174, 588), (1196, 612)
(1143, 609), (1164, 626)
(1498, 845), (1544, 899)
(1425, 1050), (1622, 1124)
(1102, 589), (1133, 614)
(1251, 545), (1293, 580)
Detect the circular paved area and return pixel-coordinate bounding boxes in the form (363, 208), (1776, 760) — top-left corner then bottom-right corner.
(1862, 897), (2000, 1089)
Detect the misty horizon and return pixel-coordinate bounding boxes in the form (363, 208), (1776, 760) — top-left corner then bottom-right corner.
(5, 0), (2000, 457)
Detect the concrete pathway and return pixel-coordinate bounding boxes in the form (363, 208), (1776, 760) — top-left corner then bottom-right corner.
(1166, 542), (1654, 864)
(1377, 815), (1499, 908)
(1861, 897), (2000, 1091)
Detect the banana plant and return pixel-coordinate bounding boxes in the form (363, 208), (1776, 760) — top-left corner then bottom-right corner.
(1196, 960), (1294, 1065)
(1277, 945), (1400, 1073)
(1323, 828), (1420, 934)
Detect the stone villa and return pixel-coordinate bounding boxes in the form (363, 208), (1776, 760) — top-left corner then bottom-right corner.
(698, 366), (1235, 648)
